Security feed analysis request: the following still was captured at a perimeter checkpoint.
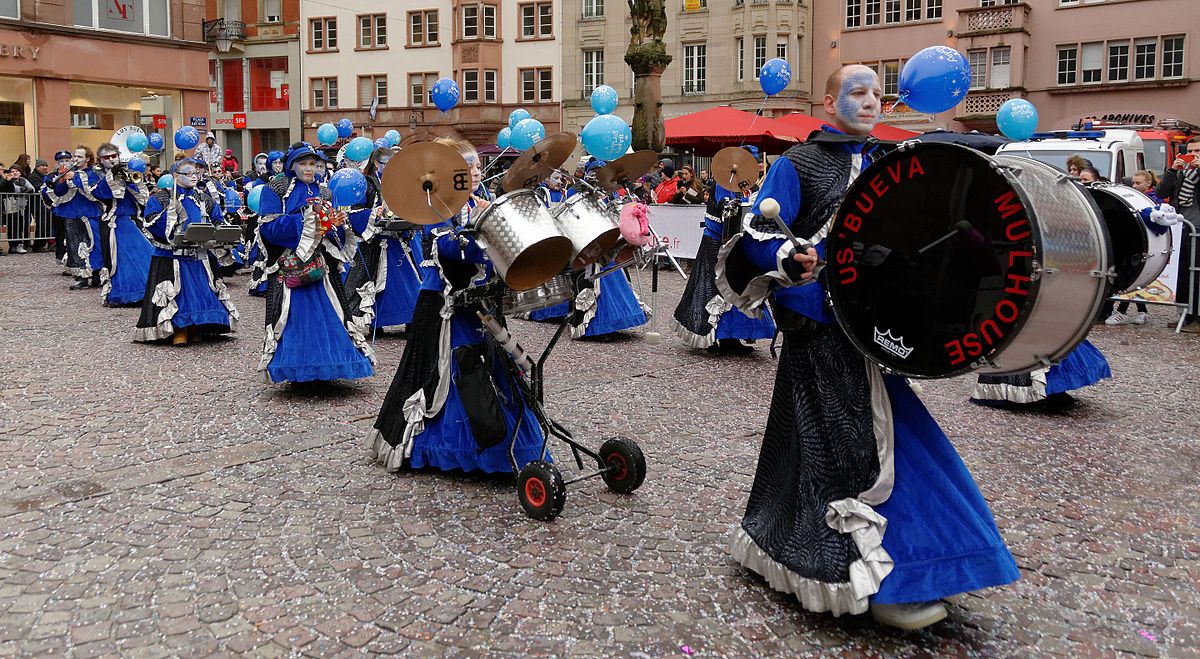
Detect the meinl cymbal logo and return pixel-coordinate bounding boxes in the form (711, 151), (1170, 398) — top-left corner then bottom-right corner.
(874, 327), (913, 359)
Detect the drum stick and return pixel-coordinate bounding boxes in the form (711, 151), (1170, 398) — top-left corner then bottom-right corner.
(917, 220), (973, 255)
(758, 198), (826, 272)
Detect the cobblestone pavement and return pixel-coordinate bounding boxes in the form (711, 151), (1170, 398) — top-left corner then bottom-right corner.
(1, 252), (1197, 658)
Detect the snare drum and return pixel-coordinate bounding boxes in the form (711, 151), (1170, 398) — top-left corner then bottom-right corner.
(551, 194), (622, 269)
(1086, 184), (1173, 294)
(502, 273), (574, 316)
(826, 143), (1110, 378)
(474, 189), (574, 291)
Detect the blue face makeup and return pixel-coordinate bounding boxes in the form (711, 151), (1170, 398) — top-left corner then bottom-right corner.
(837, 71), (877, 122)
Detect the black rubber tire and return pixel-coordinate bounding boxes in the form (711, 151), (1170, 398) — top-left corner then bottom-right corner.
(516, 460), (566, 521)
(598, 437), (646, 494)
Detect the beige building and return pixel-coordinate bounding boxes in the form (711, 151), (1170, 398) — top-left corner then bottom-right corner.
(299, 0), (562, 147)
(813, 0), (1198, 134)
(561, 0), (814, 141)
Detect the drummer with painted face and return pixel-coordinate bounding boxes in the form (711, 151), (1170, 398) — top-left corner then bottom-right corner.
(716, 64), (1019, 629)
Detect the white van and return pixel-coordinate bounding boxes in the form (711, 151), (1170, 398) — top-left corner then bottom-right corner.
(995, 129), (1146, 184)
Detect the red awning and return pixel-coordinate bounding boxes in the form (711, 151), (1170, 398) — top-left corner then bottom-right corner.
(777, 113), (920, 142)
(664, 106), (805, 155)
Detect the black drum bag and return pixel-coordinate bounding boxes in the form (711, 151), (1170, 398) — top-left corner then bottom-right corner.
(454, 344), (508, 450)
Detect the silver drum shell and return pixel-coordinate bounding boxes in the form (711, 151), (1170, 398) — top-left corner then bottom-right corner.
(550, 194), (622, 269)
(475, 190), (574, 291)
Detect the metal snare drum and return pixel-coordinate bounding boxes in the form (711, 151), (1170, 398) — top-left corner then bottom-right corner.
(474, 189), (574, 291)
(1086, 183), (1173, 294)
(502, 273), (574, 316)
(550, 194), (622, 269)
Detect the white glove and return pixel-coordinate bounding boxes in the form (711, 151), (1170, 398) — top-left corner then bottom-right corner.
(1150, 203), (1183, 227)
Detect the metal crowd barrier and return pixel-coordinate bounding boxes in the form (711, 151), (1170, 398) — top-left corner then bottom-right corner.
(0, 192), (54, 246)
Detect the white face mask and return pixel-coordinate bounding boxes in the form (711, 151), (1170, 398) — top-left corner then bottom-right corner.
(255, 158), (267, 175)
(293, 158), (318, 183)
(72, 151), (87, 168)
(832, 70), (883, 136)
(272, 160), (284, 174)
(174, 168), (199, 189)
(98, 151), (120, 170)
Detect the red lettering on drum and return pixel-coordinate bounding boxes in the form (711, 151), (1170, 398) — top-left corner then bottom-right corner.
(962, 333), (983, 357)
(1005, 218), (1031, 242)
(836, 247), (854, 265)
(945, 339), (966, 366)
(1007, 250), (1032, 267)
(994, 190), (1024, 219)
(908, 157), (925, 178)
(870, 175), (889, 198)
(979, 319), (1003, 346)
(838, 266), (857, 285)
(855, 193), (874, 214)
(844, 213), (862, 233)
(1005, 273), (1031, 296)
(995, 299), (1020, 323)
(887, 162), (903, 183)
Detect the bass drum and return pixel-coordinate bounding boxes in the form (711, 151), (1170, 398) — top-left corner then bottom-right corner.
(1086, 183), (1173, 294)
(826, 142), (1111, 378)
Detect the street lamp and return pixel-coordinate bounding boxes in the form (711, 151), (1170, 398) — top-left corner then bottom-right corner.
(203, 19), (234, 53)
(409, 113), (418, 132)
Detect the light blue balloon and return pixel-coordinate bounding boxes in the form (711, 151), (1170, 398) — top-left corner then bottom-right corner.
(580, 115), (632, 162)
(126, 133), (149, 153)
(336, 118), (354, 139)
(156, 174), (174, 190)
(759, 58), (792, 96)
(317, 123), (338, 146)
(496, 127), (512, 150)
(374, 137), (390, 149)
(431, 77), (460, 112)
(344, 136), (374, 162)
(508, 109), (532, 130)
(174, 126), (199, 150)
(996, 98), (1039, 141)
(247, 185), (264, 213)
(590, 85), (619, 115)
(898, 46), (971, 114)
(384, 129), (401, 147)
(510, 118), (545, 152)
(329, 167), (368, 207)
(147, 133), (164, 150)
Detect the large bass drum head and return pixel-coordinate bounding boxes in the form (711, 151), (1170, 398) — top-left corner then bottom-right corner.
(1086, 185), (1150, 294)
(827, 142), (1041, 378)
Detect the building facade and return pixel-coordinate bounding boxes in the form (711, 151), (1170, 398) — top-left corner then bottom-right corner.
(561, 0), (814, 144)
(0, 0), (210, 163)
(204, 0), (302, 166)
(814, 0), (1197, 133)
(298, 0), (561, 148)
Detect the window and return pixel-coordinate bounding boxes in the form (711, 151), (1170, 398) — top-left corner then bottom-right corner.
(263, 0), (281, 22)
(683, 44), (706, 94)
(461, 70), (479, 102)
(1108, 41), (1129, 82)
(883, 60), (899, 96)
(539, 69), (553, 102)
(736, 37), (744, 82)
(753, 36), (766, 79)
(885, 0), (900, 23)
(359, 75), (387, 108)
(311, 77), (338, 109)
(0, 101), (24, 126)
(409, 10), (439, 46)
(1057, 46), (1077, 85)
(250, 57), (288, 112)
(846, 0), (860, 28)
(905, 0), (921, 21)
(926, 0), (941, 19)
(309, 17), (337, 51)
(583, 50), (604, 93)
(1163, 36), (1185, 79)
(409, 72), (438, 106)
(582, 0), (603, 17)
(1079, 42), (1102, 84)
(222, 59), (244, 113)
(484, 70), (497, 102)
(358, 14), (386, 49)
(462, 5), (478, 38)
(520, 2), (553, 39)
(1134, 38), (1156, 80)
(484, 5), (497, 38)
(864, 0), (880, 26)
(991, 47), (1010, 88)
(520, 68), (554, 103)
(72, 0), (171, 37)
(968, 50), (986, 89)
(776, 40), (787, 61)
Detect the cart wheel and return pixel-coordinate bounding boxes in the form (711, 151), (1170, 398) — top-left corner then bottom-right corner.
(598, 437), (646, 494)
(517, 461), (566, 521)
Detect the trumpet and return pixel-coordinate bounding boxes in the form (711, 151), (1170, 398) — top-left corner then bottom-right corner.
(113, 165), (144, 185)
(51, 164), (77, 185)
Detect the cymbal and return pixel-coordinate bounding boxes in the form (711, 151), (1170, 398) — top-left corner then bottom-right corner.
(711, 147), (759, 193)
(594, 150), (659, 192)
(380, 142), (473, 225)
(503, 132), (578, 191)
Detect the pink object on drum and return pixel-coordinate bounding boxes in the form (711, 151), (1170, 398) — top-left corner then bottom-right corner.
(619, 203), (654, 247)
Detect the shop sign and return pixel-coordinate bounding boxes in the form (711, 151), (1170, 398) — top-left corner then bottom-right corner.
(0, 45), (41, 60)
(153, 115), (167, 129)
(189, 116), (208, 127)
(233, 113), (247, 129)
(1099, 113), (1155, 125)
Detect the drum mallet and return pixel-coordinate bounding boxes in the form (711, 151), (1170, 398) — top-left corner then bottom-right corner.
(645, 251), (661, 345)
(758, 198), (826, 279)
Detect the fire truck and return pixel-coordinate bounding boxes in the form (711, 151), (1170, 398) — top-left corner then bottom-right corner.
(1072, 116), (1196, 174)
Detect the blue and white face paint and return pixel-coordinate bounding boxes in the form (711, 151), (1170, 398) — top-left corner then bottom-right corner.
(832, 68), (883, 136)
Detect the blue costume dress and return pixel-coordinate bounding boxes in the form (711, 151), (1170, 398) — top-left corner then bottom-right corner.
(672, 184), (776, 348)
(255, 174), (375, 383)
(134, 187), (239, 341)
(246, 165), (284, 297)
(89, 170), (154, 306)
(73, 168), (106, 282)
(716, 129), (1019, 615)
(344, 175), (422, 333)
(369, 198), (548, 474)
(41, 170), (93, 279)
(970, 340), (1111, 404)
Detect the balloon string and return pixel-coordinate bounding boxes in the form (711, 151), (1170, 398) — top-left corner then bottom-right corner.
(739, 95), (771, 149)
(883, 92), (908, 120)
(480, 146), (514, 179)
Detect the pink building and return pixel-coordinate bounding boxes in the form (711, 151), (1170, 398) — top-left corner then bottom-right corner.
(813, 1), (1198, 135)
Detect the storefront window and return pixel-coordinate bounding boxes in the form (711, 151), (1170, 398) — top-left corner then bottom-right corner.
(0, 78), (32, 158)
(250, 58), (289, 112)
(0, 0), (17, 19)
(222, 59), (245, 113)
(67, 82), (167, 151)
(73, 0), (171, 38)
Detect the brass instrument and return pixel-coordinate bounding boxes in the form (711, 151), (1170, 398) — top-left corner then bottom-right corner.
(113, 165), (144, 185)
(51, 164), (77, 185)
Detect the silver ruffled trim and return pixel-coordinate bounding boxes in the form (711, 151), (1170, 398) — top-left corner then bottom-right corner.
(970, 368), (1049, 404)
(715, 225), (799, 318)
(202, 257), (240, 335)
(132, 260), (181, 342)
(671, 294), (732, 349)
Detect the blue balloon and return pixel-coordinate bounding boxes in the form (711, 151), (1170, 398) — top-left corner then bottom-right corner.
(317, 123), (338, 146)
(508, 109), (532, 129)
(759, 58), (792, 96)
(224, 188), (242, 211)
(127, 158), (146, 173)
(336, 118), (354, 139)
(344, 136), (374, 162)
(374, 137), (390, 149)
(590, 85), (619, 115)
(430, 77), (460, 112)
(496, 127), (512, 150)
(329, 167), (368, 207)
(174, 126), (199, 150)
(580, 114), (632, 162)
(147, 132), (164, 150)
(898, 46), (971, 114)
(126, 133), (149, 153)
(384, 129), (401, 147)
(247, 185), (263, 213)
(510, 118), (545, 152)
(156, 174), (174, 190)
(996, 98), (1039, 141)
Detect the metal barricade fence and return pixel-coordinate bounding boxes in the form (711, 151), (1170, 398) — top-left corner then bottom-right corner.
(0, 192), (54, 245)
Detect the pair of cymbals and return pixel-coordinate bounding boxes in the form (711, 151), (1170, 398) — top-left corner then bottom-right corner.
(380, 142), (473, 225)
(594, 150), (659, 192)
(711, 147), (759, 193)
(502, 132), (578, 192)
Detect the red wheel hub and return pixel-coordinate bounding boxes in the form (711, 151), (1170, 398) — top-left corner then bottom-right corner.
(607, 454), (628, 481)
(524, 477), (547, 507)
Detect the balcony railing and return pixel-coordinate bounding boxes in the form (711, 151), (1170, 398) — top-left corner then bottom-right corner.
(961, 89), (1021, 116)
(580, 10), (604, 19)
(956, 4), (1029, 36)
(682, 83), (707, 96)
(204, 19), (246, 43)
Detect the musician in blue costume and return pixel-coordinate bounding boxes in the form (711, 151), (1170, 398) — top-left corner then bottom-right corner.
(345, 147), (422, 335)
(134, 159), (239, 345)
(40, 150), (91, 282)
(201, 163), (243, 275)
(716, 65), (1018, 630)
(246, 151), (285, 297)
(673, 146), (775, 353)
(89, 143), (153, 306)
(369, 138), (547, 474)
(255, 142), (375, 384)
